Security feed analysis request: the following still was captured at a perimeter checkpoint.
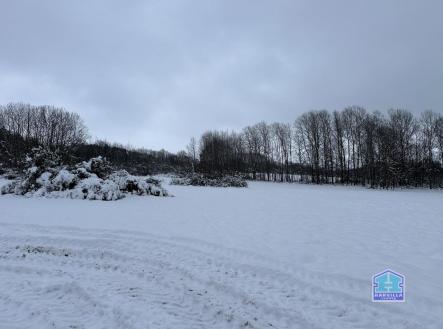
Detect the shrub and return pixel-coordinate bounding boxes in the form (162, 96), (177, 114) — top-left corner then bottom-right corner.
(171, 173), (247, 188)
(1, 150), (169, 200)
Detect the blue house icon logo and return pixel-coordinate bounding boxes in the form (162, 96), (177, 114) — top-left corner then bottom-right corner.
(372, 269), (405, 302)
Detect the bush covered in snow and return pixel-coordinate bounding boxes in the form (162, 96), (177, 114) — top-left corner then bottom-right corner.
(1, 148), (168, 200)
(108, 170), (166, 196)
(170, 173), (247, 188)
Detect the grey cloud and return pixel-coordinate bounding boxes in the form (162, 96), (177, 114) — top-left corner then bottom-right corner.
(1, 0), (442, 151)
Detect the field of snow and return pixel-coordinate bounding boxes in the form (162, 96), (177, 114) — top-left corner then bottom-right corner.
(0, 178), (442, 329)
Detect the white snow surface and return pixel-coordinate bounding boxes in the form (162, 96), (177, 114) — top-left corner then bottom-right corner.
(0, 178), (442, 329)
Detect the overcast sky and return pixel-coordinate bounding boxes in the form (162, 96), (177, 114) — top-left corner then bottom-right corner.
(0, 1), (442, 152)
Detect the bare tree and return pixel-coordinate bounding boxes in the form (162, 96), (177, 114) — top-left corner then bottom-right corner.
(0, 103), (89, 148)
(186, 137), (198, 172)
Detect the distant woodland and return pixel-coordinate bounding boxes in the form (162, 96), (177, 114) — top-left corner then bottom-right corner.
(1, 103), (442, 188)
(0, 103), (192, 175)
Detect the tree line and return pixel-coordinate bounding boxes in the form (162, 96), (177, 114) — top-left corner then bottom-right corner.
(195, 107), (443, 188)
(0, 103), (89, 148)
(1, 103), (442, 188)
(71, 141), (191, 175)
(0, 103), (191, 174)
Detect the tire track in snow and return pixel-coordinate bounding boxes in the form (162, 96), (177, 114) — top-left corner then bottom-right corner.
(0, 222), (439, 329)
(1, 234), (312, 329)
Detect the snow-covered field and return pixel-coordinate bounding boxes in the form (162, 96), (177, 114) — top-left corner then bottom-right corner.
(0, 178), (442, 329)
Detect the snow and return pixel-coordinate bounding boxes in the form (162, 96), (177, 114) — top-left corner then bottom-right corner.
(51, 169), (76, 189)
(35, 171), (52, 187)
(0, 180), (442, 328)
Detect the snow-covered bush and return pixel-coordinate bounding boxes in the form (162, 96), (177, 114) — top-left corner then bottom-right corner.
(108, 170), (168, 196)
(51, 169), (78, 190)
(66, 176), (123, 201)
(25, 147), (62, 169)
(82, 156), (113, 179)
(0, 180), (16, 195)
(1, 150), (169, 200)
(171, 173), (247, 188)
